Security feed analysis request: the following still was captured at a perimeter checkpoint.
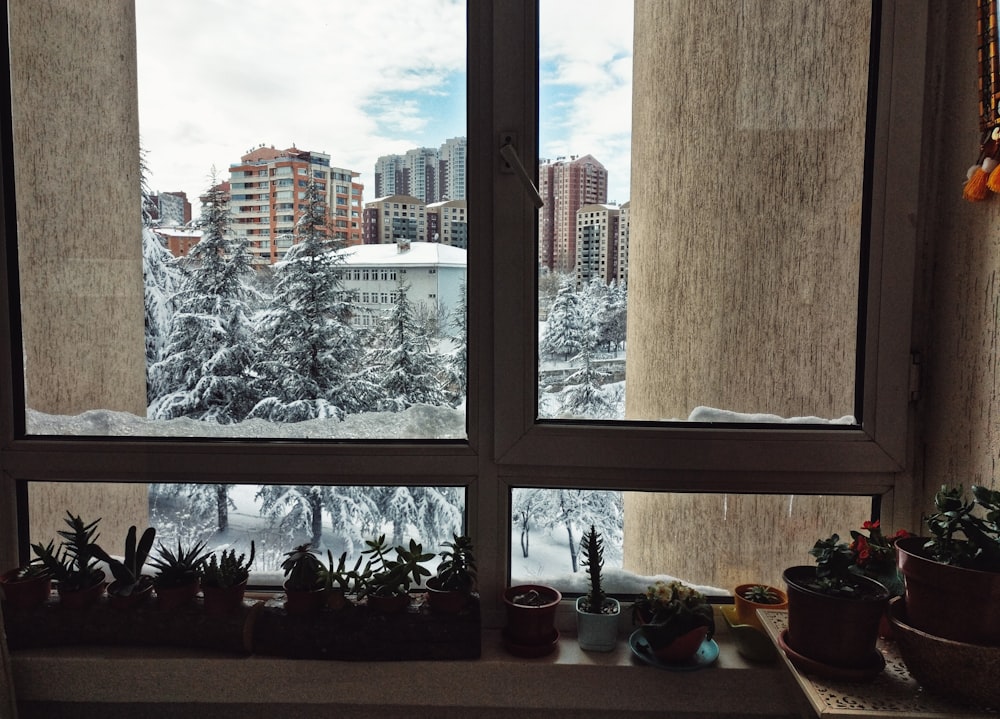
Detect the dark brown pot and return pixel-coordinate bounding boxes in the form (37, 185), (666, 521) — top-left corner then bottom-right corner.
(502, 584), (561, 647)
(57, 570), (106, 610)
(283, 581), (325, 615)
(367, 591), (411, 614)
(426, 577), (470, 614)
(155, 580), (200, 611)
(896, 536), (1000, 645)
(107, 576), (154, 609)
(0, 569), (52, 611)
(783, 566), (888, 669)
(202, 579), (248, 616)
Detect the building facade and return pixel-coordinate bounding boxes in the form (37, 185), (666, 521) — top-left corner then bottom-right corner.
(538, 154), (608, 274)
(426, 199), (468, 249)
(575, 203), (622, 289)
(229, 145), (363, 265)
(374, 137), (467, 203)
(149, 191), (192, 227)
(362, 195), (428, 245)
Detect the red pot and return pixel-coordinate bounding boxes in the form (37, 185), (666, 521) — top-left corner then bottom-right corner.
(502, 584), (561, 646)
(648, 625), (708, 662)
(155, 580), (200, 611)
(0, 569), (52, 611)
(283, 582), (325, 615)
(57, 570), (106, 610)
(202, 579), (248, 616)
(107, 576), (154, 609)
(426, 577), (470, 614)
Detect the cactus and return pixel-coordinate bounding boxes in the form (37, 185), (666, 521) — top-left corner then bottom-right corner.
(30, 512), (104, 591)
(580, 525), (607, 614)
(201, 542), (256, 589)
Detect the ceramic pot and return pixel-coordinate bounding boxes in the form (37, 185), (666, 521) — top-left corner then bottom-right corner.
(783, 565), (889, 669)
(155, 580), (200, 610)
(502, 584), (561, 647)
(575, 596), (620, 652)
(57, 570), (106, 609)
(202, 579), (248, 615)
(367, 591), (411, 614)
(896, 536), (1000, 645)
(107, 576), (154, 609)
(640, 624), (708, 662)
(283, 582), (326, 615)
(733, 583), (787, 631)
(426, 576), (470, 614)
(326, 587), (349, 611)
(0, 569), (52, 611)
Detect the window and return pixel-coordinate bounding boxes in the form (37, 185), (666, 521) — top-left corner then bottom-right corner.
(0, 1), (921, 620)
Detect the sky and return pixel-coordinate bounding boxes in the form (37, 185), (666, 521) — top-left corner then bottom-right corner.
(135, 0), (634, 215)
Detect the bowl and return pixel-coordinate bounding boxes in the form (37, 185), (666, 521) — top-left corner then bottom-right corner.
(887, 596), (1000, 708)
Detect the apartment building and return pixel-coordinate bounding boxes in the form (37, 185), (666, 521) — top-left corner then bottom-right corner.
(374, 137), (467, 203)
(229, 145), (363, 265)
(148, 191), (192, 227)
(154, 227), (202, 258)
(426, 199), (468, 249)
(538, 154), (608, 274)
(362, 195), (427, 245)
(575, 203), (622, 289)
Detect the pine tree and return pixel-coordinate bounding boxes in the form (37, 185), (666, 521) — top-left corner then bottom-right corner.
(147, 173), (259, 423)
(248, 180), (368, 421)
(443, 281), (467, 407)
(255, 484), (379, 550)
(539, 281), (587, 361)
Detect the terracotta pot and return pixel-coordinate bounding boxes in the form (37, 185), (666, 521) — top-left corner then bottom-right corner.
(733, 583), (788, 631)
(57, 570), (106, 610)
(640, 624), (708, 662)
(283, 581), (326, 615)
(896, 536), (1000, 645)
(326, 587), (349, 611)
(155, 580), (200, 611)
(575, 596), (620, 652)
(783, 566), (889, 669)
(367, 590), (411, 614)
(107, 576), (154, 609)
(0, 569), (52, 611)
(502, 584), (561, 647)
(202, 579), (248, 616)
(426, 576), (470, 614)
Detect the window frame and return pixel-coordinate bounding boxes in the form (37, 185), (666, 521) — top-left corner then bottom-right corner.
(0, 0), (924, 626)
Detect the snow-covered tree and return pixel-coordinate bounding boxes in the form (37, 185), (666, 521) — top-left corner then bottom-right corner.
(539, 281), (588, 361)
(249, 180), (369, 421)
(255, 484), (379, 550)
(373, 485), (464, 547)
(148, 174), (259, 422)
(150, 483), (236, 533)
(512, 488), (623, 571)
(369, 281), (449, 411)
(443, 281), (467, 407)
(558, 349), (617, 419)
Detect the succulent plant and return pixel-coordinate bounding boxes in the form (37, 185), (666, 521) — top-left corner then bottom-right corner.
(92, 525), (156, 596)
(149, 540), (210, 590)
(361, 535), (433, 598)
(201, 542), (255, 589)
(741, 584), (782, 604)
(435, 534), (477, 592)
(579, 525), (607, 614)
(280, 543), (325, 592)
(30, 512), (104, 591)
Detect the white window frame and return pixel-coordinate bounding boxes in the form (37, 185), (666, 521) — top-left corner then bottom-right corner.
(0, 0), (924, 630)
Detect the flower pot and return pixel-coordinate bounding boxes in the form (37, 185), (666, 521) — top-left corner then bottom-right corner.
(733, 583), (787, 632)
(575, 596), (620, 652)
(326, 587), (349, 611)
(502, 584), (561, 652)
(107, 575), (154, 609)
(896, 536), (1000, 645)
(57, 570), (106, 609)
(426, 576), (470, 614)
(155, 579), (200, 611)
(638, 624), (708, 662)
(782, 565), (889, 670)
(0, 569), (52, 611)
(202, 579), (248, 616)
(367, 591), (411, 614)
(283, 582), (326, 615)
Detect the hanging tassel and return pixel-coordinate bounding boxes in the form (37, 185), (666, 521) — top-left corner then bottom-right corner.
(988, 159), (1000, 193)
(964, 166), (990, 201)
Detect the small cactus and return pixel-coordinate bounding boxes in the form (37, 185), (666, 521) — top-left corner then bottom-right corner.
(201, 542), (255, 589)
(580, 525), (607, 614)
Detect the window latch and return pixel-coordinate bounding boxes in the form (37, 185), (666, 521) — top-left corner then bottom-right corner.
(499, 133), (544, 209)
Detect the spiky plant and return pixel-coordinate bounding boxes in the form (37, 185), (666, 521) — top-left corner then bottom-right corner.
(580, 525), (607, 614)
(280, 543), (325, 592)
(92, 525), (156, 596)
(149, 540), (210, 590)
(30, 512), (104, 591)
(201, 542), (256, 589)
(741, 584), (782, 604)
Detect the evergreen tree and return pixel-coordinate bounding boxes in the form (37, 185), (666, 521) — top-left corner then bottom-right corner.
(512, 488), (623, 571)
(369, 281), (449, 411)
(372, 485), (464, 547)
(443, 281), (467, 407)
(539, 281), (587, 361)
(147, 173), (259, 422)
(255, 484), (379, 550)
(150, 483), (236, 533)
(249, 180), (370, 421)
(559, 348), (617, 419)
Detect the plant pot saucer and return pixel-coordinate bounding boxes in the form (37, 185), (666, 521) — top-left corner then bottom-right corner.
(501, 628), (559, 658)
(777, 629), (885, 681)
(628, 629), (719, 671)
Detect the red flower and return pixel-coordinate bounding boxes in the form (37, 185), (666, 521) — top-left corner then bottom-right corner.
(852, 535), (871, 564)
(862, 519), (880, 531)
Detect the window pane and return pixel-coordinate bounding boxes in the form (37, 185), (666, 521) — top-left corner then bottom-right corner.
(510, 489), (872, 595)
(538, 0), (868, 424)
(29, 482), (465, 587)
(11, 1), (467, 439)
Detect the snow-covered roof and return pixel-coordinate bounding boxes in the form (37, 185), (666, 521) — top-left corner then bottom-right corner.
(154, 227), (202, 238)
(338, 241), (466, 268)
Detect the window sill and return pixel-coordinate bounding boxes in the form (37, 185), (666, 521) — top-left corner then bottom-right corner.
(9, 622), (805, 719)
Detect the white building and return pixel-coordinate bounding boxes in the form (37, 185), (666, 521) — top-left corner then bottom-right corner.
(338, 240), (466, 334)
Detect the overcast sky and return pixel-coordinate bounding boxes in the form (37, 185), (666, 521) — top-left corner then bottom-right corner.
(136, 1), (633, 213)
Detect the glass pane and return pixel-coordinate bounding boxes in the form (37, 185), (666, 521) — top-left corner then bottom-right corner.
(537, 0), (868, 424)
(28, 482), (465, 586)
(11, 1), (466, 439)
(510, 489), (873, 596)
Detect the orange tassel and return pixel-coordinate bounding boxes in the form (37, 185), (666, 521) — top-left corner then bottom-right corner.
(987, 163), (1000, 193)
(964, 167), (990, 201)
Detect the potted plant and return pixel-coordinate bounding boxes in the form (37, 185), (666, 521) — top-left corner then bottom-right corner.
(502, 583), (562, 657)
(575, 525), (619, 652)
(92, 525), (156, 609)
(200, 542), (255, 615)
(0, 557), (52, 611)
(631, 579), (714, 662)
(782, 534), (889, 672)
(360, 535), (433, 613)
(30, 512), (106, 609)
(425, 534), (477, 614)
(280, 543), (326, 615)
(896, 484), (1000, 645)
(325, 550), (367, 610)
(732, 583), (787, 632)
(149, 539), (210, 610)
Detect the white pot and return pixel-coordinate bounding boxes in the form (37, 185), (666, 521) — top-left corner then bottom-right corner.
(576, 596), (621, 652)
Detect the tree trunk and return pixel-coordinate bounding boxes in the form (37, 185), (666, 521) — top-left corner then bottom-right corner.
(566, 522), (578, 573)
(215, 484), (228, 532)
(310, 495), (323, 547)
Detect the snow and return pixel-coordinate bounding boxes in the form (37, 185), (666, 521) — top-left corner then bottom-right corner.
(339, 241), (466, 268)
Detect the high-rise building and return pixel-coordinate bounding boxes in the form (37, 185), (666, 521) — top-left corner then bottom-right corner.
(362, 195), (427, 245)
(426, 199), (468, 249)
(228, 145), (363, 265)
(538, 154), (608, 274)
(575, 203), (622, 289)
(374, 137), (467, 203)
(149, 191), (192, 227)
